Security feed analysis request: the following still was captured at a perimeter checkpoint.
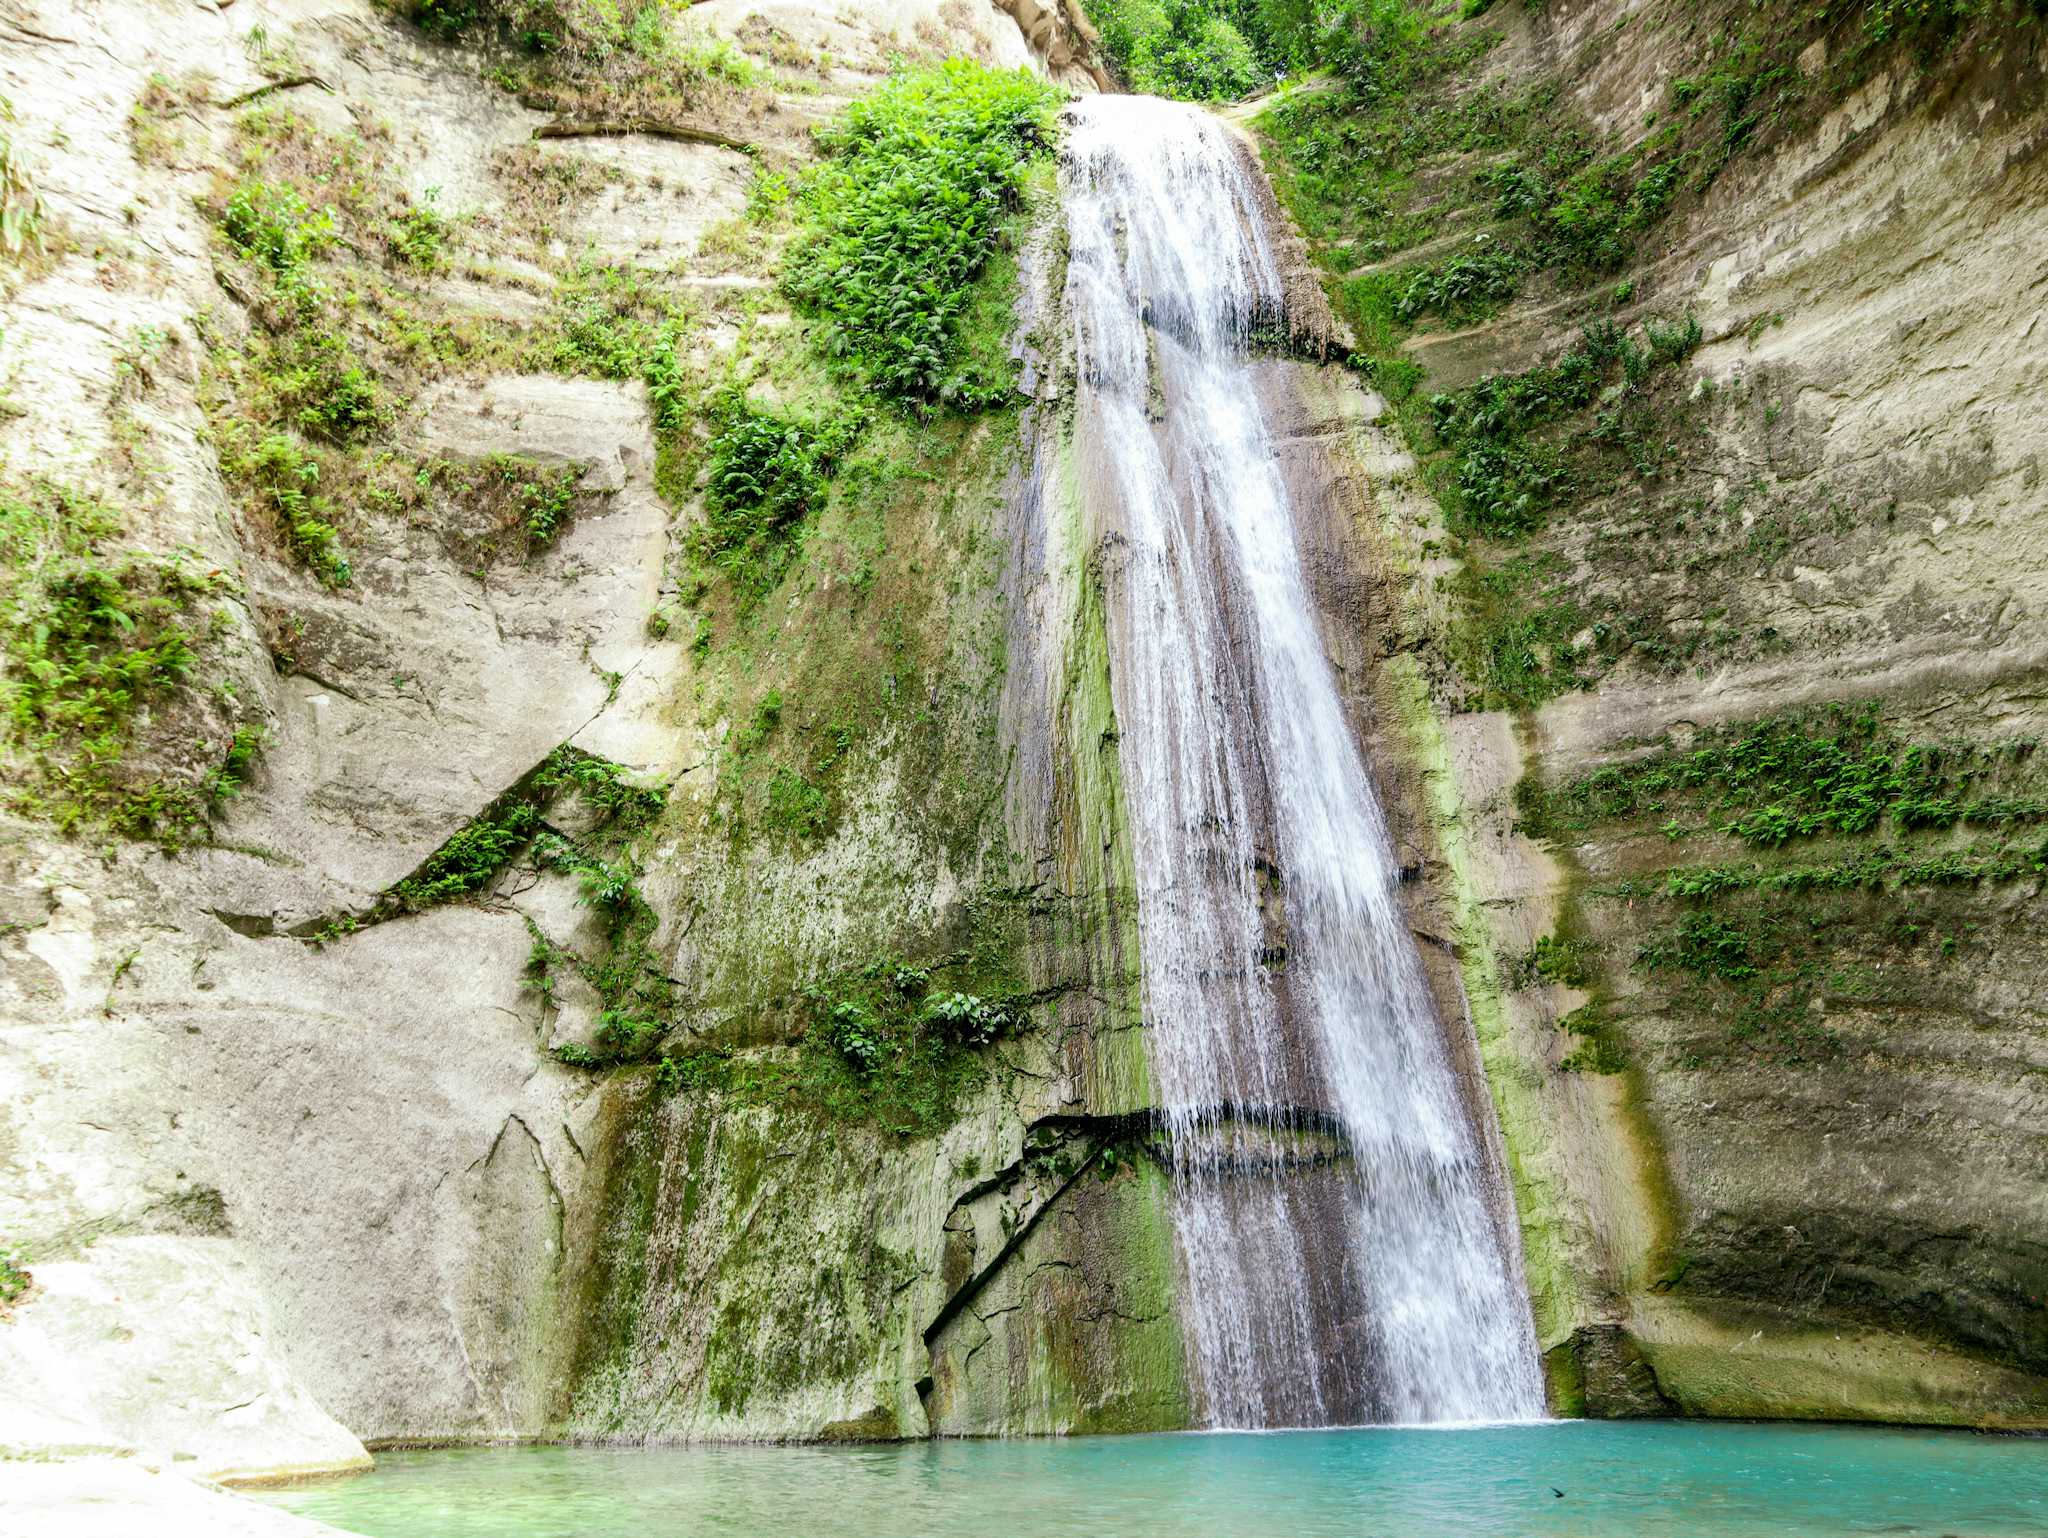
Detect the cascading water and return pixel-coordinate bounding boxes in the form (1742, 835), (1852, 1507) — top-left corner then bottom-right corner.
(1057, 95), (1546, 1427)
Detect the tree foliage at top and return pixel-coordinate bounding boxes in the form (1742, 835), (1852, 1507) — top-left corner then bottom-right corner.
(1090, 0), (1427, 99)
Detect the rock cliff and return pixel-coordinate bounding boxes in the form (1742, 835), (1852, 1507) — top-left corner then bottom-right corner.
(1251, 0), (2048, 1425)
(0, 0), (1137, 1522)
(3, 0), (2046, 1527)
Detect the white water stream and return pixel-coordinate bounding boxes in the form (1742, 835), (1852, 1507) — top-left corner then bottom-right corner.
(1058, 95), (1545, 1426)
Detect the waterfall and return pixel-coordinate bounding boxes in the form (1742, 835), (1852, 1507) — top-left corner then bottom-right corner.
(1056, 95), (1546, 1426)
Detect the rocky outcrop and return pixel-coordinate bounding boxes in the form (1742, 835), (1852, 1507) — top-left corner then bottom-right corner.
(0, 0), (1109, 1507)
(1253, 0), (2048, 1426)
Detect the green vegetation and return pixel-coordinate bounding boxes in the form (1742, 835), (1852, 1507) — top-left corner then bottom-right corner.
(1525, 706), (2048, 845)
(1556, 1001), (1628, 1074)
(649, 935), (1035, 1138)
(387, 191), (448, 270)
(0, 1247), (28, 1306)
(1521, 707), (2048, 1064)
(669, 64), (1053, 862)
(0, 477), (246, 840)
(302, 744), (677, 1062)
(1089, 0), (1431, 97)
(1090, 0), (1271, 98)
(1429, 314), (1703, 536)
(693, 395), (861, 600)
(229, 433), (352, 586)
(411, 454), (593, 567)
(222, 179), (335, 305)
(371, 745), (664, 918)
(1248, 0), (2038, 710)
(783, 60), (1061, 409)
(399, 0), (757, 110)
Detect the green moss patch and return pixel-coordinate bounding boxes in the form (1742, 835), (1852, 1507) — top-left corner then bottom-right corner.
(0, 477), (252, 843)
(1522, 706), (2048, 1065)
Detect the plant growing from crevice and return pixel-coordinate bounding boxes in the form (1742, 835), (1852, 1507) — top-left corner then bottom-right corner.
(0, 476), (239, 840)
(692, 394), (861, 600)
(228, 433), (352, 586)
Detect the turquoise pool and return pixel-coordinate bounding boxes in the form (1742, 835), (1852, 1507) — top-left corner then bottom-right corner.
(258, 1419), (2048, 1537)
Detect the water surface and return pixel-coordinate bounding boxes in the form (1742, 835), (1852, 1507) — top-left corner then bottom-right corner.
(262, 1420), (2048, 1538)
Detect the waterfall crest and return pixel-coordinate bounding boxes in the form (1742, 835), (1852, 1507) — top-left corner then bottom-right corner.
(1056, 94), (1546, 1426)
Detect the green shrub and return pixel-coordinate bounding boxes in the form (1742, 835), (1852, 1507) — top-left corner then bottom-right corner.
(1393, 239), (1526, 321)
(921, 990), (1022, 1046)
(519, 467), (578, 547)
(388, 191), (448, 269)
(221, 180), (334, 301)
(208, 724), (267, 800)
(594, 1008), (662, 1056)
(784, 60), (1061, 409)
(393, 801), (541, 908)
(821, 998), (886, 1071)
(1427, 314), (1699, 534)
(574, 854), (643, 914)
(533, 746), (665, 828)
(1091, 0), (1270, 98)
(0, 479), (228, 835)
(1, 482), (201, 755)
(235, 434), (352, 585)
(1533, 707), (2048, 850)
(693, 396), (859, 597)
(1644, 911), (1756, 981)
(279, 335), (386, 443)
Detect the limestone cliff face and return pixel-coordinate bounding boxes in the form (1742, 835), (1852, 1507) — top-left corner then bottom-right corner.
(1252, 0), (2048, 1425)
(0, 0), (1133, 1500)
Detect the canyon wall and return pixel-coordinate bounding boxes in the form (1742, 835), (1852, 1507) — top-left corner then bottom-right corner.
(0, 0), (1159, 1509)
(1251, 0), (2048, 1424)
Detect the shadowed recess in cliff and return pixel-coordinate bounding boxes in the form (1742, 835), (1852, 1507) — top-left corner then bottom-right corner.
(1053, 94), (1544, 1427)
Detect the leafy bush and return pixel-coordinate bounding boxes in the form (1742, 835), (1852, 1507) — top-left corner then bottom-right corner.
(1426, 314), (1700, 534)
(519, 467), (578, 547)
(820, 998), (886, 1071)
(1533, 707), (2048, 850)
(693, 396), (859, 597)
(1, 481), (203, 761)
(533, 744), (665, 829)
(1091, 0), (1269, 99)
(0, 479), (240, 838)
(1091, 0), (1425, 94)
(393, 801), (542, 908)
(234, 434), (352, 585)
(221, 180), (334, 302)
(388, 191), (448, 269)
(208, 724), (267, 801)
(921, 990), (1022, 1046)
(574, 854), (643, 914)
(595, 1008), (662, 1056)
(404, 0), (755, 99)
(1393, 239), (1525, 321)
(783, 61), (1060, 409)
(278, 334), (387, 443)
